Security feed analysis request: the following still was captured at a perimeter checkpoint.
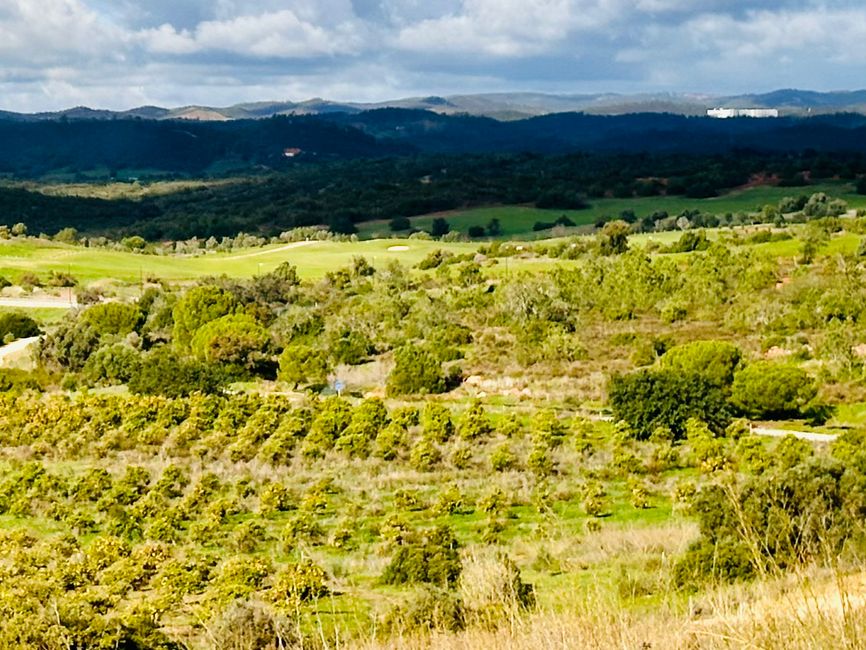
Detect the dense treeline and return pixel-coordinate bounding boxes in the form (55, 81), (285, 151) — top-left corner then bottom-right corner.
(5, 149), (866, 238)
(6, 110), (866, 181)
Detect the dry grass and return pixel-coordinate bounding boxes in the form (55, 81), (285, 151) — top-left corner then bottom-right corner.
(348, 567), (866, 650)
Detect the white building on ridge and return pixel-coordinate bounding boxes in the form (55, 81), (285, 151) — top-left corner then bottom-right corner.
(707, 108), (780, 118)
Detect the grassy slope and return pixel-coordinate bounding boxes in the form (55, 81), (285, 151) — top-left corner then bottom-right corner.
(0, 225), (855, 287)
(358, 182), (866, 240)
(0, 238), (482, 284)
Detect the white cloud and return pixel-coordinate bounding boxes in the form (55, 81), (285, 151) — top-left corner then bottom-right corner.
(394, 0), (613, 56)
(2, 0), (866, 111)
(0, 0), (127, 65)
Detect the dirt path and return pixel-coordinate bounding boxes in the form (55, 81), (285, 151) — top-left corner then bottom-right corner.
(224, 240), (317, 261)
(0, 336), (39, 367)
(586, 412), (839, 443)
(0, 296), (77, 309)
(751, 426), (838, 443)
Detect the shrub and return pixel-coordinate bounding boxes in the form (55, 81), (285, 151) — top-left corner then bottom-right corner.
(381, 587), (465, 634)
(530, 410), (567, 448)
(658, 340), (741, 388)
(82, 343), (142, 385)
(172, 286), (237, 351)
(609, 369), (732, 439)
(336, 398), (388, 457)
(731, 362), (818, 419)
(597, 220), (630, 255)
(387, 345), (446, 396)
(270, 559), (329, 609)
(421, 403), (454, 442)
(430, 218), (450, 237)
(410, 437), (442, 472)
(128, 349), (225, 397)
(381, 526), (462, 588)
(527, 445), (554, 477)
(457, 400), (493, 440)
(80, 302), (142, 337)
(190, 314), (271, 373)
(459, 554), (534, 629)
(374, 423), (407, 460)
(389, 216), (411, 232)
(278, 344), (330, 389)
(212, 556), (272, 602)
(258, 482), (294, 515)
(675, 459), (859, 586)
(0, 312), (40, 342)
(0, 368), (41, 393)
(489, 443), (517, 472)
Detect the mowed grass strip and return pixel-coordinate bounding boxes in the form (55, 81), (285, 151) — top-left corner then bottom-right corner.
(0, 238), (483, 283)
(358, 182), (866, 240)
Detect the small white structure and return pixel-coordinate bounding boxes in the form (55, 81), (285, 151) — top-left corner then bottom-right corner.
(707, 108), (779, 119)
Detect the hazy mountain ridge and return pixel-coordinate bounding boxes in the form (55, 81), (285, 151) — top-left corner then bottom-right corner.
(6, 89), (866, 122)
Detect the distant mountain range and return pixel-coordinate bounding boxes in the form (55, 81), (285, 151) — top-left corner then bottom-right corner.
(7, 89), (866, 122)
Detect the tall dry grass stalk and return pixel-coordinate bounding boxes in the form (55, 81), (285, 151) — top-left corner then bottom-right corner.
(346, 566), (866, 650)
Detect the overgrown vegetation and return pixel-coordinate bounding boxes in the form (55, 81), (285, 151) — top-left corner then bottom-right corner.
(7, 174), (866, 648)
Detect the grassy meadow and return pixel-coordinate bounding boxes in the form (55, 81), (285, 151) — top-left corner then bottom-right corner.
(357, 181), (866, 240)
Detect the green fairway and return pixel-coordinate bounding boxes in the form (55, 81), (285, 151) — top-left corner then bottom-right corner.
(0, 238), (484, 284)
(358, 182), (866, 240)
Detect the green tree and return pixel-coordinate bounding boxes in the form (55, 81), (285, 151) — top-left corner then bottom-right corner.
(54, 227), (79, 244)
(731, 362), (817, 420)
(597, 220), (630, 255)
(128, 349), (225, 396)
(278, 343), (330, 389)
(387, 345), (446, 396)
(389, 216), (411, 231)
(190, 314), (271, 372)
(431, 218), (450, 238)
(0, 312), (40, 342)
(172, 286), (237, 350)
(79, 302), (142, 337)
(658, 340), (741, 388)
(609, 369), (732, 439)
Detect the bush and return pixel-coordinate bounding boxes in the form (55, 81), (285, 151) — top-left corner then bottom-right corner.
(270, 559), (329, 608)
(278, 343), (330, 389)
(609, 369), (732, 439)
(489, 443), (517, 472)
(0, 312), (40, 342)
(730, 362), (817, 419)
(389, 216), (411, 231)
(658, 340), (741, 388)
(674, 459), (857, 586)
(172, 286), (237, 351)
(191, 313), (272, 375)
(128, 349), (225, 397)
(421, 403), (453, 442)
(431, 218), (450, 237)
(82, 343), (142, 385)
(79, 302), (142, 337)
(381, 587), (465, 634)
(409, 437), (442, 472)
(0, 368), (41, 393)
(387, 345), (446, 396)
(457, 400), (493, 440)
(597, 220), (630, 255)
(381, 526), (462, 588)
(459, 554), (535, 629)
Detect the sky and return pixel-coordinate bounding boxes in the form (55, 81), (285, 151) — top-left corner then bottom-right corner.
(2, 0), (866, 112)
